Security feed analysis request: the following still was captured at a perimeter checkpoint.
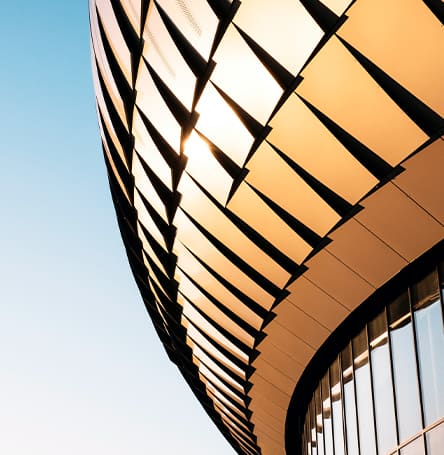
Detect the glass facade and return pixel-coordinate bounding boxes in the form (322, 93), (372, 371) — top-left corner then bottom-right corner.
(301, 262), (444, 455)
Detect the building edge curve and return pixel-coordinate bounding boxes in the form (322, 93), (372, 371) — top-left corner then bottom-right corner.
(89, 0), (444, 453)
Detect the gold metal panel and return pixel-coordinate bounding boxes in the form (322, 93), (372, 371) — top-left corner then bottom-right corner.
(183, 130), (233, 205)
(95, 0), (132, 81)
(174, 242), (263, 330)
(136, 63), (181, 152)
(132, 153), (168, 222)
(211, 25), (283, 124)
(253, 337), (304, 378)
(286, 277), (349, 331)
(327, 218), (407, 287)
(255, 435), (285, 455)
(250, 412), (284, 442)
(198, 362), (244, 406)
(177, 271), (256, 347)
(134, 190), (168, 250)
(321, 0), (353, 15)
(174, 209), (275, 310)
(233, 0), (322, 76)
(261, 323), (314, 366)
(250, 358), (294, 394)
(339, 0), (444, 116)
(178, 173), (290, 287)
(143, 3), (196, 110)
(228, 182), (313, 264)
(132, 110), (173, 190)
(249, 380), (288, 413)
(195, 83), (254, 167)
(394, 139), (444, 225)
(297, 36), (427, 166)
(155, 0), (218, 60)
(182, 311), (249, 366)
(185, 324), (246, 381)
(268, 94), (377, 204)
(121, 0), (140, 32)
(246, 141), (342, 235)
(356, 183), (444, 261)
(304, 249), (374, 310)
(269, 301), (330, 349)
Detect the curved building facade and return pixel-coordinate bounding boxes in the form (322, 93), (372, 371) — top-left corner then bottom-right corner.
(89, 1), (444, 454)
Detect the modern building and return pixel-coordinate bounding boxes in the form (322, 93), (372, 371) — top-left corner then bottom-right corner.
(89, 1), (444, 454)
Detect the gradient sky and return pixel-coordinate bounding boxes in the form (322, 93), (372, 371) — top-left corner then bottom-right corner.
(0, 2), (232, 454)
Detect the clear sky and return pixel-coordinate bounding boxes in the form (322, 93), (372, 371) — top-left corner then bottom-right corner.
(0, 2), (232, 454)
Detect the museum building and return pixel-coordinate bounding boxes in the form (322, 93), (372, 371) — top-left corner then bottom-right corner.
(90, 0), (444, 453)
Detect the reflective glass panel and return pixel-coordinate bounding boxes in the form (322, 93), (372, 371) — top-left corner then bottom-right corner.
(304, 419), (310, 455)
(412, 270), (444, 426)
(341, 343), (359, 455)
(389, 292), (422, 441)
(399, 436), (425, 455)
(309, 400), (318, 455)
(314, 385), (325, 455)
(301, 262), (444, 455)
(330, 357), (346, 455)
(369, 311), (397, 454)
(353, 328), (377, 455)
(426, 422), (444, 454)
(321, 372), (334, 455)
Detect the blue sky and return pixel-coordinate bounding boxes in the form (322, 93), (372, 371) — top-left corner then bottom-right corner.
(0, 2), (231, 454)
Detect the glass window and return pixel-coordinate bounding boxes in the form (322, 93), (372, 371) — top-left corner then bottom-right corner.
(321, 372), (334, 455)
(299, 261), (444, 455)
(426, 422), (444, 454)
(353, 328), (377, 455)
(341, 343), (359, 455)
(399, 436), (425, 455)
(330, 357), (346, 455)
(369, 310), (397, 454)
(412, 270), (444, 426)
(309, 399), (318, 455)
(303, 418), (310, 455)
(314, 385), (325, 455)
(389, 291), (422, 441)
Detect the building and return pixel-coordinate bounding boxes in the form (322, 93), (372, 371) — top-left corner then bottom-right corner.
(89, 1), (444, 454)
